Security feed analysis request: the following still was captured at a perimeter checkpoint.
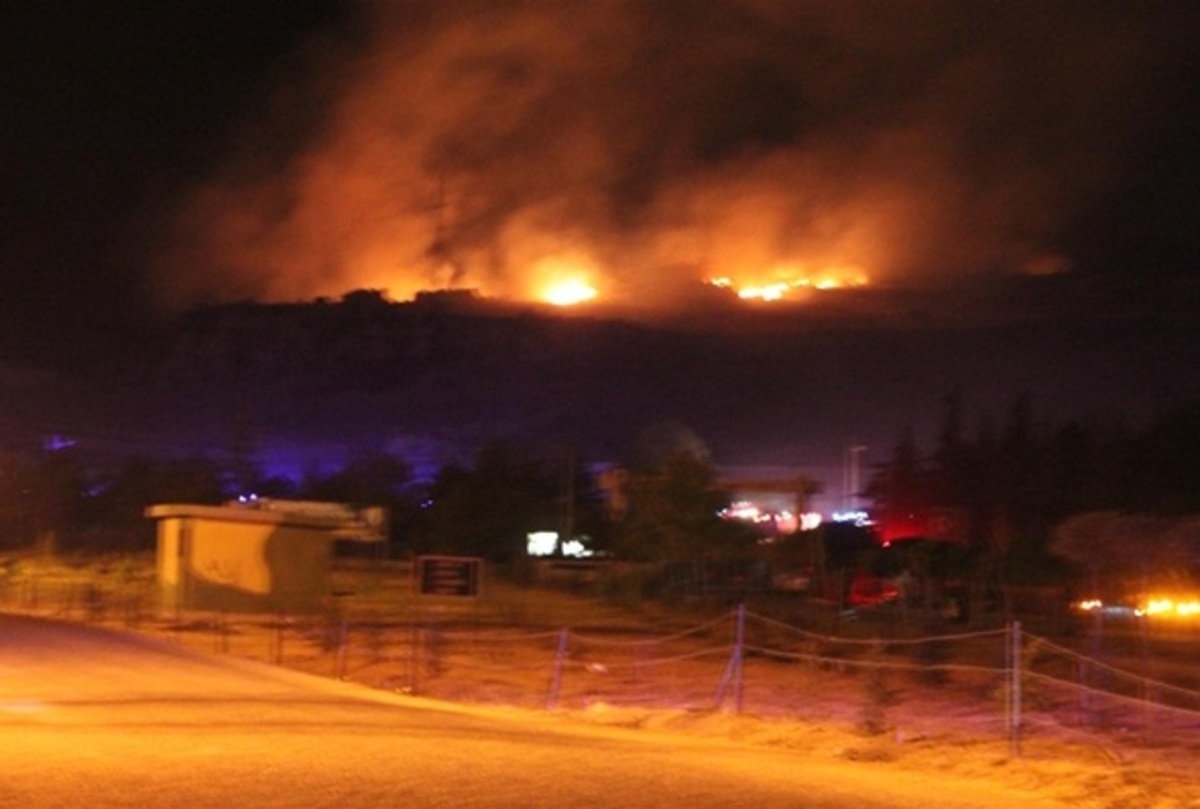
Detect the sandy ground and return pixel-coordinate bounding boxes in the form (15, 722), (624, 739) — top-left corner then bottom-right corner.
(117, 613), (1200, 809)
(5, 558), (1200, 807)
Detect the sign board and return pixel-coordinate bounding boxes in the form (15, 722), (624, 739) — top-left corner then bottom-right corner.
(416, 555), (482, 597)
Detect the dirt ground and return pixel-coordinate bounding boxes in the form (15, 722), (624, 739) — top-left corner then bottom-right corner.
(5, 555), (1200, 808)
(124, 614), (1200, 808)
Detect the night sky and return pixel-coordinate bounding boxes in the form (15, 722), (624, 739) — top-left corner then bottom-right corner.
(3, 1), (1200, 498)
(1, 2), (341, 350)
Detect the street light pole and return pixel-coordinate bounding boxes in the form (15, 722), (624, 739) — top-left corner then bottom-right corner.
(843, 441), (866, 511)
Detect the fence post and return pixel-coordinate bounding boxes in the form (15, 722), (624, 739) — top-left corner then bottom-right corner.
(272, 612), (286, 666)
(734, 602), (745, 713)
(1010, 620), (1022, 758)
(215, 610), (229, 654)
(408, 621), (419, 694)
(714, 604), (745, 713)
(546, 628), (569, 710)
(335, 613), (349, 680)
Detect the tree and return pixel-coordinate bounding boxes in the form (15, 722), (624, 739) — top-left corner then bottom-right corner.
(83, 455), (226, 531)
(409, 442), (560, 562)
(1051, 511), (1200, 597)
(0, 451), (37, 549)
(296, 451), (412, 551)
(1128, 401), (1200, 513)
(865, 424), (935, 537)
(221, 411), (262, 498)
(612, 442), (753, 563)
(933, 383), (969, 507)
(300, 451), (411, 506)
(32, 444), (87, 553)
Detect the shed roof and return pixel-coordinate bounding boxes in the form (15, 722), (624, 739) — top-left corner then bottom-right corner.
(144, 502), (386, 540)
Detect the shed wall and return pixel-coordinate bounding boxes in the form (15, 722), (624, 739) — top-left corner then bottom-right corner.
(155, 515), (333, 614)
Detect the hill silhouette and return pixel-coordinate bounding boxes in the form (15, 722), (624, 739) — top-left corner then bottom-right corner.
(4, 279), (1199, 500)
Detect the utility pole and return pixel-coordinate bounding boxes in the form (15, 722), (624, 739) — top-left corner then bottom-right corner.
(558, 445), (576, 556)
(843, 440), (866, 511)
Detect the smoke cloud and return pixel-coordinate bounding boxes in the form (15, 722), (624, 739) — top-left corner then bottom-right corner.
(148, 0), (1192, 310)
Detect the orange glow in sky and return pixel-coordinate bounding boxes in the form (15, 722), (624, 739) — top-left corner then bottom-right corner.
(524, 255), (602, 307)
(542, 277), (598, 306)
(708, 265), (868, 302)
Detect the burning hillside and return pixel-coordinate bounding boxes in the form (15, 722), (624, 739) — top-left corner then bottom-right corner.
(138, 1), (1187, 316)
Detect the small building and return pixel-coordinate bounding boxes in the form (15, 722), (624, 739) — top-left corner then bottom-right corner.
(145, 500), (386, 614)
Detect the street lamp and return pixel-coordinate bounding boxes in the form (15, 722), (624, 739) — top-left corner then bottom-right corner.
(843, 441), (867, 511)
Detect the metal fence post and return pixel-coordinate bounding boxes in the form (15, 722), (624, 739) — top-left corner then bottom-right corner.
(714, 604), (745, 713)
(733, 602), (745, 714)
(335, 613), (349, 680)
(272, 612), (286, 666)
(1010, 620), (1022, 758)
(546, 628), (569, 710)
(408, 621), (419, 694)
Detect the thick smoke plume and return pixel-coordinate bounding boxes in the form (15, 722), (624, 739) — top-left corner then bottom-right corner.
(149, 0), (1191, 310)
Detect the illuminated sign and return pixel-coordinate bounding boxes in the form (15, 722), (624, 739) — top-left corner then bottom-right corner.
(526, 531), (594, 558)
(416, 555), (482, 597)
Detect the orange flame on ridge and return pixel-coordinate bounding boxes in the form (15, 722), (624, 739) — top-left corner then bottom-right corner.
(709, 264), (868, 302)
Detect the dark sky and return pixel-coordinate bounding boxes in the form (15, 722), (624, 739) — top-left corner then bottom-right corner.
(1, 1), (351, 355)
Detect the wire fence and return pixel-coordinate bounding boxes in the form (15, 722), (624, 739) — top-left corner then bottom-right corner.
(5, 558), (1200, 759)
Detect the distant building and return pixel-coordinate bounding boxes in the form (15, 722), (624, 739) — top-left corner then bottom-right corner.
(718, 468), (821, 537)
(145, 500), (385, 614)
